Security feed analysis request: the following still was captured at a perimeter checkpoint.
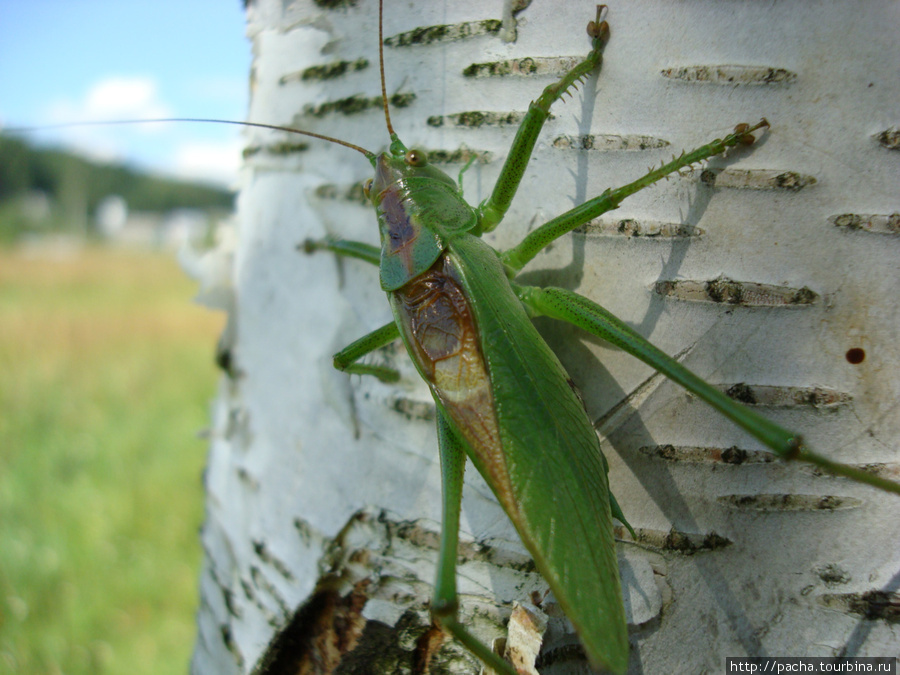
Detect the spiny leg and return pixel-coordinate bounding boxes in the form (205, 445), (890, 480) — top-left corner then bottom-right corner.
(475, 6), (610, 234)
(500, 120), (769, 274)
(516, 283), (900, 496)
(430, 410), (519, 675)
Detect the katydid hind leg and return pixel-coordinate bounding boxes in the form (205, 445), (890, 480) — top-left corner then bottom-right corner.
(517, 284), (900, 496)
(430, 411), (519, 675)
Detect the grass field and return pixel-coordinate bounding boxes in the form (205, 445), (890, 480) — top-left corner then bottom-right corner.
(0, 245), (223, 674)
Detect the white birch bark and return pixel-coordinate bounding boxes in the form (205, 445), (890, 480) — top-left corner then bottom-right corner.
(191, 1), (900, 673)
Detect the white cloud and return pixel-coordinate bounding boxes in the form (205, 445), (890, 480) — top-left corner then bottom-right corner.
(46, 76), (172, 125)
(36, 76), (172, 165)
(188, 75), (247, 107)
(81, 77), (172, 121)
(34, 76), (241, 187)
(173, 138), (243, 188)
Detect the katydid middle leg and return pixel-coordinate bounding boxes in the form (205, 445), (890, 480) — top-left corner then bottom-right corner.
(331, 321), (400, 382)
(309, 243), (521, 674)
(303, 237), (399, 380)
(500, 120), (769, 275)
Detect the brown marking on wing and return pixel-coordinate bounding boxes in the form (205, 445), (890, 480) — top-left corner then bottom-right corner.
(393, 257), (515, 514)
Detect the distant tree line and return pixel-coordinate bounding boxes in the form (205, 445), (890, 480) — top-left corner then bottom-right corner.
(0, 134), (234, 242)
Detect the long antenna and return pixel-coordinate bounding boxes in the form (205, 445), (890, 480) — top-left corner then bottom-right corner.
(3, 118), (376, 161)
(5, 4), (395, 160)
(378, 0), (396, 137)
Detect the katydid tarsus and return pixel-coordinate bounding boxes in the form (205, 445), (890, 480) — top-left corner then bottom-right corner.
(15, 1), (900, 672)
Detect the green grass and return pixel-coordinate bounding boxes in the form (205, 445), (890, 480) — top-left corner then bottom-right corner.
(0, 245), (223, 674)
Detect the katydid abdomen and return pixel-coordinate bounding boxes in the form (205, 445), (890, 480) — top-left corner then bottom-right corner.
(390, 232), (628, 673)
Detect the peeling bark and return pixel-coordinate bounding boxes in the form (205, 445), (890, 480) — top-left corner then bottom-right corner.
(191, 2), (900, 673)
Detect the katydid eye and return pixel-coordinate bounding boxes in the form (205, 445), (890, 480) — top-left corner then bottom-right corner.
(405, 149), (427, 166)
(363, 178), (373, 197)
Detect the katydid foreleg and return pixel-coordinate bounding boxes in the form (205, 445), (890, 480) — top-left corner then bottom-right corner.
(473, 6), (610, 234)
(305, 241), (399, 381)
(302, 237), (381, 266)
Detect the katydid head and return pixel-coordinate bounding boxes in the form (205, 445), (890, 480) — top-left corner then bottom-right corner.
(364, 146), (458, 203)
(354, 0), (478, 292)
(362, 0), (458, 205)
(366, 142), (476, 292)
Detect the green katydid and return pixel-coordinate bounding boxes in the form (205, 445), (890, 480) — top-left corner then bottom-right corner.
(239, 2), (898, 673)
(13, 1), (899, 672)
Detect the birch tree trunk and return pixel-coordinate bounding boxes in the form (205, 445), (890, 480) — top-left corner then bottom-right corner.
(191, 1), (900, 673)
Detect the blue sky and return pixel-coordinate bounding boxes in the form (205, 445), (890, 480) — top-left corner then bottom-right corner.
(0, 0), (250, 188)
